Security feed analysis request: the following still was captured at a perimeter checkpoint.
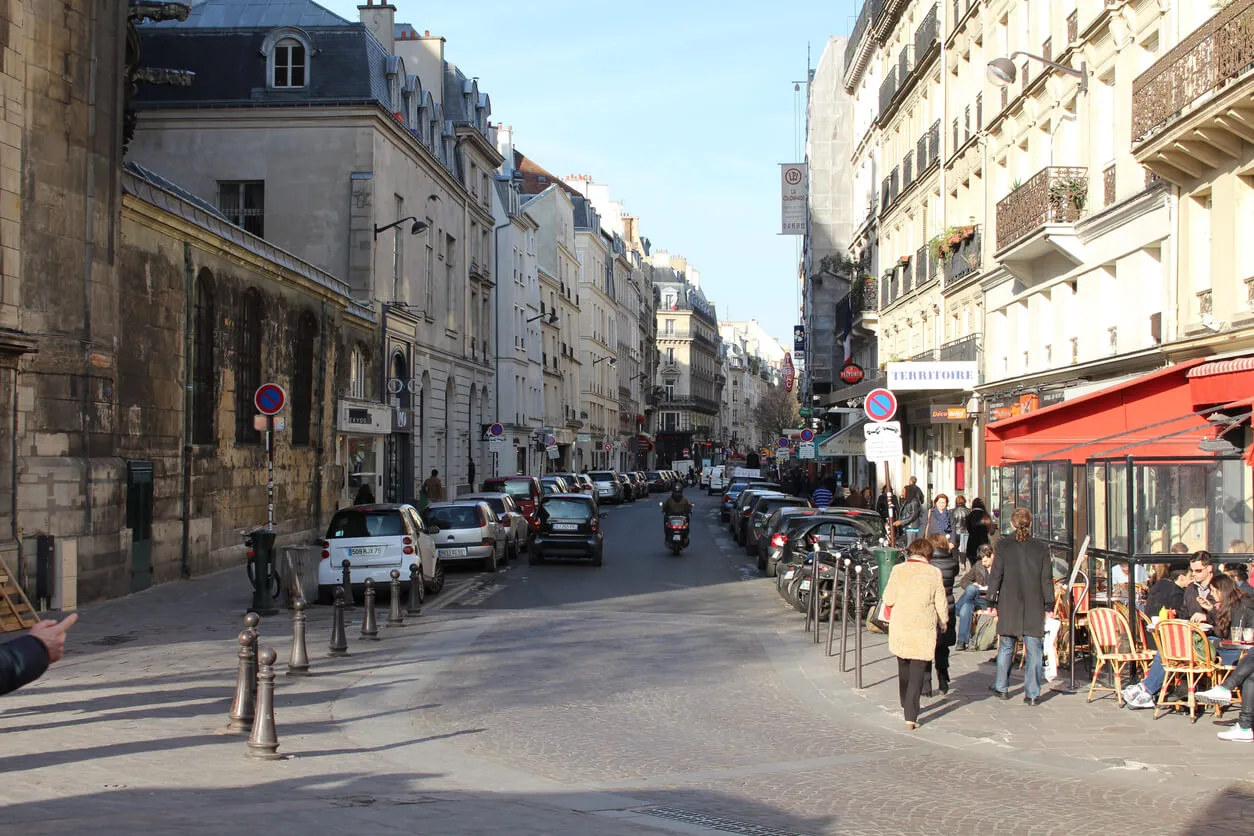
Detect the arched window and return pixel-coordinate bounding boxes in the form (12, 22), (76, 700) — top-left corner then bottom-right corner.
(272, 38), (307, 88)
(291, 311), (317, 446)
(192, 269), (216, 445)
(235, 289), (264, 444)
(348, 345), (367, 399)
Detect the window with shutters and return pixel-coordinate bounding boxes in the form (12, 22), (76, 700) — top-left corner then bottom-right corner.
(291, 311), (317, 446)
(235, 289), (264, 444)
(192, 270), (216, 445)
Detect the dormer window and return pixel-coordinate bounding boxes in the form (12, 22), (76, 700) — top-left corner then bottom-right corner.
(273, 39), (306, 87)
(262, 28), (314, 90)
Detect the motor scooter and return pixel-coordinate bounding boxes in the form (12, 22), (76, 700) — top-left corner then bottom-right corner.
(658, 501), (690, 554)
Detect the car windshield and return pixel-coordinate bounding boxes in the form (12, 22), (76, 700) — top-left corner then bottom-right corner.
(486, 480), (532, 499)
(759, 497), (807, 514)
(423, 506), (482, 530)
(326, 509), (404, 539)
(472, 497), (506, 514)
(541, 498), (592, 520)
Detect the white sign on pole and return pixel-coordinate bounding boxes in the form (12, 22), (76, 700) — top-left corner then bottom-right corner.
(546, 445), (560, 460)
(780, 163), (807, 235)
(798, 442), (816, 460)
(489, 436), (507, 453)
(776, 448), (791, 461)
(863, 420), (903, 461)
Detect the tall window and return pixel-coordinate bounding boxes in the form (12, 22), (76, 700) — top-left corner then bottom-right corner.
(291, 311), (317, 446)
(348, 345), (367, 399)
(392, 195), (404, 301)
(192, 270), (216, 445)
(664, 378), (675, 401)
(272, 38), (307, 88)
(218, 181), (265, 237)
(445, 233), (457, 328)
(664, 319), (675, 335)
(235, 289), (264, 444)
(665, 347), (675, 365)
(662, 411), (679, 431)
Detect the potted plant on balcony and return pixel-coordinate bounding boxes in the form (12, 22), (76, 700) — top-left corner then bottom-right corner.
(1048, 175), (1087, 213)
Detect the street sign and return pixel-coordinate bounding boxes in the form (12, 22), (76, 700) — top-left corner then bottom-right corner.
(488, 423), (504, 437)
(776, 448), (791, 461)
(545, 434), (557, 447)
(863, 421), (903, 461)
(683, 447), (690, 456)
(254, 382), (286, 416)
(489, 436), (507, 452)
(799, 428), (815, 443)
(798, 442), (816, 459)
(546, 445), (560, 460)
(776, 437), (790, 449)
(864, 388), (897, 423)
(603, 441), (614, 452)
(782, 352), (796, 392)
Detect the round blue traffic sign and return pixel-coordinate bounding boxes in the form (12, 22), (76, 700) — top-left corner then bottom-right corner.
(254, 382), (287, 416)
(864, 388), (897, 422)
(776, 437), (789, 448)
(800, 429), (815, 443)
(489, 423), (504, 437)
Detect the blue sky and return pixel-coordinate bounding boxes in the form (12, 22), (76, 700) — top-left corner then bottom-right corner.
(324, 0), (857, 346)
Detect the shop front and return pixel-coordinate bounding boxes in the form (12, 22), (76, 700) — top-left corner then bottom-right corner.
(336, 400), (391, 509)
(887, 360), (978, 500)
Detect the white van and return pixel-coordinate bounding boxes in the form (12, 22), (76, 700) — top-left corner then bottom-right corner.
(707, 465), (727, 495)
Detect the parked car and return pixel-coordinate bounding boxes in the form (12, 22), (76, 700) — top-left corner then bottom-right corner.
(540, 475), (571, 496)
(646, 471), (669, 492)
(530, 493), (603, 565)
(745, 494), (813, 556)
(699, 469), (711, 489)
(622, 471), (643, 499)
(616, 473), (636, 502)
(572, 473), (595, 494)
(317, 503), (443, 604)
(480, 476), (542, 528)
(707, 466), (727, 495)
(731, 486), (782, 543)
(422, 501), (508, 572)
(720, 481), (752, 521)
(588, 470), (623, 503)
(461, 492), (529, 559)
(773, 513), (886, 577)
(758, 507), (825, 575)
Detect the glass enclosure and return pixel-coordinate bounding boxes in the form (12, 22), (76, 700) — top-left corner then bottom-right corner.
(988, 461), (1074, 545)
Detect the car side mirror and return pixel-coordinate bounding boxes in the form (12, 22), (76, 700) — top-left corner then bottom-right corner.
(428, 525), (440, 535)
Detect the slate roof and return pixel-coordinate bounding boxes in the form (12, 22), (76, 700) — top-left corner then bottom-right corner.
(145, 0), (348, 28)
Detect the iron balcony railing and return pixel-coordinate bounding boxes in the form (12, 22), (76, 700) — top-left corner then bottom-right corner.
(903, 154), (914, 189)
(897, 46), (910, 84)
(666, 395), (721, 415)
(929, 119), (940, 161)
(943, 226), (982, 283)
(940, 333), (980, 362)
(845, 0), (885, 75)
(996, 166), (1088, 251)
(852, 276), (879, 313)
(889, 166), (900, 203)
(916, 245), (929, 288)
(914, 5), (939, 63)
(1132, 0), (1254, 144)
(879, 65), (898, 118)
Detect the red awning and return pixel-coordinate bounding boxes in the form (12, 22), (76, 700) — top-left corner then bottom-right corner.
(985, 360), (1214, 465)
(1188, 356), (1254, 407)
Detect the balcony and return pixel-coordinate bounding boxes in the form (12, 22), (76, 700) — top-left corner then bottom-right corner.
(1131, 0), (1254, 185)
(940, 333), (980, 363)
(995, 166), (1088, 260)
(903, 154), (914, 189)
(914, 5), (938, 66)
(879, 66), (898, 119)
(845, 0), (885, 76)
(941, 225), (982, 284)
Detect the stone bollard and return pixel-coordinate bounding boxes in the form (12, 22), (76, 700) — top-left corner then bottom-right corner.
(387, 569), (404, 627)
(287, 597), (310, 676)
(361, 578), (379, 640)
(341, 559), (355, 605)
(407, 563), (424, 616)
(227, 628), (258, 733)
(246, 647), (282, 760)
(328, 586), (349, 656)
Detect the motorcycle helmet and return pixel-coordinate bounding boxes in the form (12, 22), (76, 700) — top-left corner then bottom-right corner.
(671, 484), (684, 500)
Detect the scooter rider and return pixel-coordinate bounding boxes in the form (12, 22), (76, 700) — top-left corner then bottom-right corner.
(662, 484), (693, 537)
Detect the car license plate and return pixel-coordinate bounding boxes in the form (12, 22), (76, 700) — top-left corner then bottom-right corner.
(783, 570), (794, 580)
(800, 579), (812, 591)
(672, 534), (681, 541)
(439, 547), (468, 557)
(348, 546), (383, 557)
(553, 523), (577, 531)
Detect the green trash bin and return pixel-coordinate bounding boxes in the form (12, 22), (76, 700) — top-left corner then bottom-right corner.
(872, 547), (904, 599)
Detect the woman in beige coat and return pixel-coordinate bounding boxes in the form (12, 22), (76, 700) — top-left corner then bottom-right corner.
(882, 537), (949, 729)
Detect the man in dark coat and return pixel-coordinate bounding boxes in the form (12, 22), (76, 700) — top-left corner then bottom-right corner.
(987, 510), (1053, 705)
(1, 613), (77, 696)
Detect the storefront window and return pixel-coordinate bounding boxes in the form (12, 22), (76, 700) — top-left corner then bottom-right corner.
(1089, 462), (1108, 551)
(1049, 462), (1070, 544)
(348, 436), (379, 497)
(1032, 465), (1049, 539)
(1108, 463), (1129, 554)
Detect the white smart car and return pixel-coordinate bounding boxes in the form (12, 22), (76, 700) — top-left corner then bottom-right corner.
(316, 503), (444, 604)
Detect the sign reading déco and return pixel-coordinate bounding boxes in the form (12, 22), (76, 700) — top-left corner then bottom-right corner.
(929, 405), (970, 423)
(337, 402), (391, 435)
(839, 362), (865, 385)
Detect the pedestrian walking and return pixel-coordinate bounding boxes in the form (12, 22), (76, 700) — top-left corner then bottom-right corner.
(987, 508), (1054, 705)
(905, 476), (925, 507)
(951, 495), (971, 567)
(965, 497), (991, 557)
(894, 487), (923, 542)
(926, 532), (960, 696)
(1, 613), (78, 696)
(882, 538), (948, 729)
(923, 494), (955, 547)
(422, 469), (445, 502)
(811, 479), (833, 509)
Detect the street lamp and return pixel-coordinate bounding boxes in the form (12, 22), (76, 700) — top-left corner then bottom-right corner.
(986, 52), (1087, 94)
(592, 355), (617, 366)
(526, 311), (558, 324)
(373, 216), (427, 240)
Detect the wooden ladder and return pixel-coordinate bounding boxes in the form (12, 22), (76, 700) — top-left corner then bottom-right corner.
(0, 555), (38, 633)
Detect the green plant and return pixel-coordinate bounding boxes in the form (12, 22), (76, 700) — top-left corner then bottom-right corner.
(1049, 176), (1088, 213)
(930, 225), (969, 263)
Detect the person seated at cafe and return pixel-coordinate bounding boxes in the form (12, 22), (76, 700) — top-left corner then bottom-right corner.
(1230, 540), (1250, 554)
(1198, 627), (1254, 741)
(954, 544), (994, 651)
(1123, 574), (1252, 709)
(1144, 567), (1189, 617)
(1224, 563), (1254, 597)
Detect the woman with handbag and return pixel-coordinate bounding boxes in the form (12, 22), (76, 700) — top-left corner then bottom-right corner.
(882, 538), (949, 729)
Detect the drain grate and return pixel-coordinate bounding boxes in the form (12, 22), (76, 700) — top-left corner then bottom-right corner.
(639, 806), (810, 836)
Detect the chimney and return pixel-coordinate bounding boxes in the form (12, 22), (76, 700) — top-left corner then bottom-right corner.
(358, 0), (397, 54)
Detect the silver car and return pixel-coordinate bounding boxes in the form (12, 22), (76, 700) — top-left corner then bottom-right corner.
(588, 470), (623, 503)
(422, 501), (509, 572)
(461, 492), (529, 560)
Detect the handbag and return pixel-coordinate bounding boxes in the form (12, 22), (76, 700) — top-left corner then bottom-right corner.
(870, 600), (892, 632)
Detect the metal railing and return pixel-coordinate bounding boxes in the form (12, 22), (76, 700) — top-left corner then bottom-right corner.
(1103, 164), (1116, 206)
(996, 166), (1088, 251)
(852, 276), (879, 313)
(943, 226), (982, 283)
(939, 333), (979, 362)
(845, 0), (885, 75)
(903, 154), (914, 189)
(928, 119), (940, 163)
(914, 5), (939, 63)
(1132, 0), (1254, 144)
(879, 66), (897, 118)
(1067, 10), (1078, 44)
(916, 245), (929, 288)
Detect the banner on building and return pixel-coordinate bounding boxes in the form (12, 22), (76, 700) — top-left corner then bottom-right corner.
(782, 352), (796, 392)
(886, 361), (978, 391)
(793, 325), (806, 353)
(780, 163), (807, 235)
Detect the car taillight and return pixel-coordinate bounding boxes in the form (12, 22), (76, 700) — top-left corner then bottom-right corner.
(320, 549), (330, 559)
(590, 518), (599, 533)
(403, 546), (414, 555)
(742, 508), (751, 516)
(319, 539), (329, 548)
(771, 534), (787, 548)
(403, 536), (413, 545)
(481, 537), (493, 546)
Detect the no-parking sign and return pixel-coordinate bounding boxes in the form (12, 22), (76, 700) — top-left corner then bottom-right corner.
(864, 388), (897, 423)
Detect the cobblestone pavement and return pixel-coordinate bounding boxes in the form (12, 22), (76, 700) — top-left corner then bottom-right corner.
(3, 494), (1254, 835)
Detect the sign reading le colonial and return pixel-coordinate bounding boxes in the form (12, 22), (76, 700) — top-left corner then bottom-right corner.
(886, 361), (978, 391)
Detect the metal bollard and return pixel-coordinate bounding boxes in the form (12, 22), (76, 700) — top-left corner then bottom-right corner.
(243, 612), (260, 696)
(387, 569), (404, 627)
(287, 597), (310, 676)
(246, 647), (282, 760)
(854, 564), (865, 690)
(811, 548), (823, 644)
(825, 557), (842, 657)
(407, 563), (424, 616)
(361, 578), (379, 640)
(227, 628), (258, 733)
(838, 558), (852, 670)
(328, 586), (349, 656)
(804, 542), (820, 633)
(341, 559), (354, 606)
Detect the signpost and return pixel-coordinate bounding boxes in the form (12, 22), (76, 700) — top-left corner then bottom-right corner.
(252, 382), (286, 615)
(864, 388), (898, 423)
(798, 442), (816, 460)
(863, 421), (902, 460)
(799, 428), (815, 443)
(776, 437), (790, 449)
